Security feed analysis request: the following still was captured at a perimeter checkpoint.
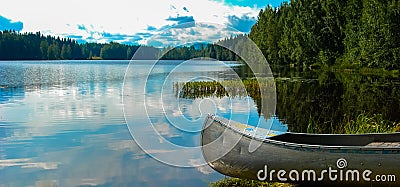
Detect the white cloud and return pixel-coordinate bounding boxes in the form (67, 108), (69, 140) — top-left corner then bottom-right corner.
(0, 0), (259, 45)
(146, 22), (242, 47)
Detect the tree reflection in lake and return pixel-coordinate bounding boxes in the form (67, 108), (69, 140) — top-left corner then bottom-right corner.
(175, 68), (400, 133)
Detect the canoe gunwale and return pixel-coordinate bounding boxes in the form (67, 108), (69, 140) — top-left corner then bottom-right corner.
(205, 114), (400, 152)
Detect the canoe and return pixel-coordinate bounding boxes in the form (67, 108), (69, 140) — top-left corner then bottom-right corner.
(201, 114), (400, 185)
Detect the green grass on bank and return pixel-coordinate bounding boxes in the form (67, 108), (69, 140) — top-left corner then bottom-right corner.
(307, 113), (400, 134)
(342, 113), (400, 134)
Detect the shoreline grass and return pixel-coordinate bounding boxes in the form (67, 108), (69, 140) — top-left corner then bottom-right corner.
(307, 113), (400, 134)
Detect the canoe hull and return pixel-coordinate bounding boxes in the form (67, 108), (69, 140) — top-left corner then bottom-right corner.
(201, 115), (400, 185)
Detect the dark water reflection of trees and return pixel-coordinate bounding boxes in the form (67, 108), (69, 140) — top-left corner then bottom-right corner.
(176, 66), (400, 133)
(276, 71), (399, 133)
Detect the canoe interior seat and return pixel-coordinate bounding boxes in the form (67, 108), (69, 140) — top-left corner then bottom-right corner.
(269, 132), (400, 146)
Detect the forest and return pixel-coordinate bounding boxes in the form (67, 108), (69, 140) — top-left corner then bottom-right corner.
(249, 0), (400, 70)
(160, 34), (249, 61)
(0, 30), (240, 61)
(0, 30), (160, 60)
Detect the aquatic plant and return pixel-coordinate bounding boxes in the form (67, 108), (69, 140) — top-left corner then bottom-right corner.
(174, 78), (275, 99)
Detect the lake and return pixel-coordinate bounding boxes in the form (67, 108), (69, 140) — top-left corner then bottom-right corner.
(0, 60), (282, 187)
(1, 60), (399, 186)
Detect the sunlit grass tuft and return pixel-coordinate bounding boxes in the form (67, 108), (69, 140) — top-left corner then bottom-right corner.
(342, 113), (399, 134)
(306, 113), (400, 134)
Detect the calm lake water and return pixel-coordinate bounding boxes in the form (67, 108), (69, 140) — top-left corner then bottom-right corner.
(0, 60), (282, 187)
(1, 60), (399, 186)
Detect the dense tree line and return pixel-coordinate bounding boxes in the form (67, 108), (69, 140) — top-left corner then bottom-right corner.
(0, 30), (158, 60)
(249, 0), (400, 70)
(160, 44), (237, 61)
(0, 30), (242, 61)
(159, 35), (249, 61)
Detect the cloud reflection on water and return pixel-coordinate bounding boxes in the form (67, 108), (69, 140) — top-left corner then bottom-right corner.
(0, 60), (282, 186)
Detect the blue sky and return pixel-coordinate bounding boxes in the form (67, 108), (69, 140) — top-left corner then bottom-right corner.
(0, 0), (286, 46)
(213, 0), (286, 8)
